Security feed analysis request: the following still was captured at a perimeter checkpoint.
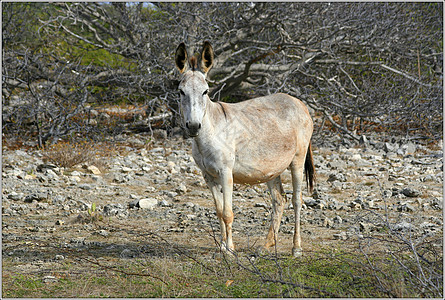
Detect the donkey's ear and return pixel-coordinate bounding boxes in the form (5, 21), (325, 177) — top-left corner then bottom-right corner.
(175, 43), (188, 73)
(200, 41), (214, 74)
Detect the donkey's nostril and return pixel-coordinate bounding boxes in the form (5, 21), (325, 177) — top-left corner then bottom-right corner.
(187, 122), (201, 137)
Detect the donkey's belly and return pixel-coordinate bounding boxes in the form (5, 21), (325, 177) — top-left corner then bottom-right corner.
(232, 155), (293, 185)
(231, 126), (299, 184)
(232, 170), (283, 185)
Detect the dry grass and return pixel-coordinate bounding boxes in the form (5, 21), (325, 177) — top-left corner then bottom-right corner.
(42, 140), (116, 169)
(5, 245), (441, 298)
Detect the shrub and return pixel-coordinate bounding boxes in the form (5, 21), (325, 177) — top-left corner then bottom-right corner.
(42, 140), (114, 169)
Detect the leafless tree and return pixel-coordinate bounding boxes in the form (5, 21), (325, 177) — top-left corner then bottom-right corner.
(2, 2), (442, 146)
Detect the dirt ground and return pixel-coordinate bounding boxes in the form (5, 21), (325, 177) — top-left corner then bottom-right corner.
(2, 132), (443, 295)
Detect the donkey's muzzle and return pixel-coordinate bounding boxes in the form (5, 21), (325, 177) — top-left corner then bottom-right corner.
(186, 122), (201, 137)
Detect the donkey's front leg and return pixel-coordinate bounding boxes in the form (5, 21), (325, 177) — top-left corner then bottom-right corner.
(220, 169), (235, 251)
(204, 174), (228, 250)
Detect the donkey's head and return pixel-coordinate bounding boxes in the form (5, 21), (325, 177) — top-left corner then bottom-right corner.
(175, 41), (214, 137)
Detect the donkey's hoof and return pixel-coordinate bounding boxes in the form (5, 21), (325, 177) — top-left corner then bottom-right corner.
(219, 243), (236, 256)
(213, 247), (235, 259)
(225, 248), (236, 256)
(292, 248), (303, 257)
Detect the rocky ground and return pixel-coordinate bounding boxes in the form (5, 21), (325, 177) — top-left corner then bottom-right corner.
(2, 131), (443, 283)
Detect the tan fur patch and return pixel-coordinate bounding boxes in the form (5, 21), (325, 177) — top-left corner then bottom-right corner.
(189, 56), (198, 71)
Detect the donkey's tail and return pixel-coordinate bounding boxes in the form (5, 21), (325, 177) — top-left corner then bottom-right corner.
(304, 141), (316, 194)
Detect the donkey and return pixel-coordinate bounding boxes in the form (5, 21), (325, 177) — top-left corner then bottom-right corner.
(175, 41), (315, 257)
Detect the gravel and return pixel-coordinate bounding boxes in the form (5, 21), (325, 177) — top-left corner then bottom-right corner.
(2, 133), (443, 274)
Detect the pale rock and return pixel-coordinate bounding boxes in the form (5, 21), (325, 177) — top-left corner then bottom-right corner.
(150, 147), (165, 153)
(43, 275), (58, 283)
(145, 186), (156, 193)
(176, 183), (188, 194)
(91, 175), (101, 182)
(138, 198), (158, 210)
(350, 154), (362, 161)
(71, 171), (82, 176)
(89, 109), (99, 117)
(159, 199), (170, 207)
(24, 174), (36, 180)
(165, 191), (178, 199)
(99, 112), (110, 120)
(327, 172), (347, 182)
(87, 165), (101, 175)
(333, 232), (348, 240)
(397, 142), (417, 155)
(384, 142), (396, 153)
(167, 161), (177, 174)
(98, 230), (109, 237)
(393, 221), (414, 231)
(359, 222), (374, 233)
(304, 198), (318, 208)
(46, 169), (59, 180)
(87, 119), (98, 126)
(121, 166), (133, 173)
(71, 176), (81, 183)
(430, 191), (442, 197)
(185, 202), (196, 208)
(323, 217), (333, 228)
(8, 192), (25, 201)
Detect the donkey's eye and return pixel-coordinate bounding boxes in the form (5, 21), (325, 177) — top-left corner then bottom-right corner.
(203, 90), (208, 96)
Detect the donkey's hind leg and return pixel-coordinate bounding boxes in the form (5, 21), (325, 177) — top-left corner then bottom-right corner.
(264, 176), (286, 249)
(290, 155), (305, 257)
